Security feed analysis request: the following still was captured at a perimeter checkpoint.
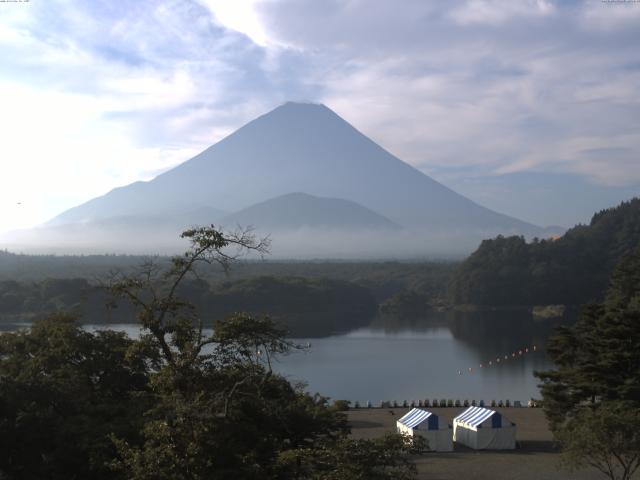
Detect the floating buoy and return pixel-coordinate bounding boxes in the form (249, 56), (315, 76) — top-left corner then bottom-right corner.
(457, 343), (541, 376)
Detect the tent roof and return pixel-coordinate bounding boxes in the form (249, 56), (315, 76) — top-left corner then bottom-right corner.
(454, 406), (497, 428)
(397, 408), (434, 428)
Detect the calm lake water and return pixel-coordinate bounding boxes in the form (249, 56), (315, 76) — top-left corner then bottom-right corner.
(2, 311), (564, 404)
(276, 324), (553, 405)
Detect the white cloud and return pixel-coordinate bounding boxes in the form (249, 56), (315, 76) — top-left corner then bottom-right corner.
(99, 69), (201, 111)
(581, 0), (640, 30)
(449, 0), (555, 25)
(496, 133), (640, 186)
(0, 0), (293, 232)
(0, 81), (203, 233)
(270, 0), (639, 188)
(196, 0), (272, 47)
(0, 5), (212, 231)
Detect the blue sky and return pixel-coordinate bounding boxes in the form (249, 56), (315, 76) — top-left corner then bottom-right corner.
(0, 0), (638, 232)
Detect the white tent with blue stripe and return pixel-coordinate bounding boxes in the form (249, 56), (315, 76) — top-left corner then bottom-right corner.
(453, 406), (516, 450)
(396, 408), (453, 452)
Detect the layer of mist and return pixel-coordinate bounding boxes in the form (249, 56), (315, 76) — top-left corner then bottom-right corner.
(1, 223), (512, 259)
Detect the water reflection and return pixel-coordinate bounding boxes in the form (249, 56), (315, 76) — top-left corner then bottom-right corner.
(2, 311), (573, 403)
(274, 311), (571, 402)
(369, 309), (573, 369)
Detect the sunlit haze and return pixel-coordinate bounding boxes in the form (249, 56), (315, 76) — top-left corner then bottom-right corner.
(0, 0), (639, 235)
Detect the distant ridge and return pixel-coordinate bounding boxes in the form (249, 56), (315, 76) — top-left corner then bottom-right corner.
(221, 193), (398, 230)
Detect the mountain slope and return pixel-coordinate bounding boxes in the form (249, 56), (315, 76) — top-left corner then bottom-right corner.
(85, 205), (226, 231)
(49, 102), (538, 234)
(221, 193), (398, 230)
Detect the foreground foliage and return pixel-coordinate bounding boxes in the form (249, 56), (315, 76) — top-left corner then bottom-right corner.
(0, 314), (150, 479)
(276, 434), (426, 480)
(536, 245), (640, 480)
(0, 226), (422, 479)
(557, 403), (640, 480)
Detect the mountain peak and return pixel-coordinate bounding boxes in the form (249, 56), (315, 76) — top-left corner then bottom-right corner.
(279, 101), (327, 109)
(222, 192), (398, 230)
(264, 101), (335, 123)
(42, 101), (542, 256)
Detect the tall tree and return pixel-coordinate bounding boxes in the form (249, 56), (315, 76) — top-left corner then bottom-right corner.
(536, 245), (640, 480)
(556, 403), (640, 480)
(106, 226), (420, 479)
(0, 313), (152, 480)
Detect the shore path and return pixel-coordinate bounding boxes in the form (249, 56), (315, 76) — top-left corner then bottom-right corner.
(348, 407), (603, 480)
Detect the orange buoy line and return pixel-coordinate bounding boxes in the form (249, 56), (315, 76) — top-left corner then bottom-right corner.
(457, 345), (538, 375)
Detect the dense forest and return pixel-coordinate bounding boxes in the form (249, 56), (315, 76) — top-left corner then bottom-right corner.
(0, 251), (455, 334)
(448, 198), (640, 306)
(535, 245), (640, 479)
(0, 275), (380, 336)
(0, 252), (453, 302)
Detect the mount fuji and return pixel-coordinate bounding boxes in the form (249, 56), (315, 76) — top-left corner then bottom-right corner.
(10, 102), (545, 257)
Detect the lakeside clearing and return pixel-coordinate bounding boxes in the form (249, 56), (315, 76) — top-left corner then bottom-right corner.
(348, 407), (603, 480)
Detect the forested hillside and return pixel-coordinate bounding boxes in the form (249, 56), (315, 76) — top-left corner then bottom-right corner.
(0, 276), (377, 336)
(448, 198), (640, 306)
(0, 246), (457, 333)
(197, 276), (377, 335)
(0, 252), (453, 298)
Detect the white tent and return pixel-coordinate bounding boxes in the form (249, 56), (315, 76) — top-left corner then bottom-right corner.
(396, 408), (453, 452)
(453, 406), (516, 450)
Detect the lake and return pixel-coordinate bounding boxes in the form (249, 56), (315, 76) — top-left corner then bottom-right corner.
(276, 324), (553, 405)
(2, 311), (564, 404)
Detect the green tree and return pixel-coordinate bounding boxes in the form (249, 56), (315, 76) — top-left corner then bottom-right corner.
(0, 313), (152, 480)
(557, 402), (640, 480)
(536, 246), (640, 427)
(536, 245), (640, 480)
(107, 225), (421, 479)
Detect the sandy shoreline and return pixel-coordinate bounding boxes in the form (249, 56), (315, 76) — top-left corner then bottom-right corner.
(347, 407), (603, 480)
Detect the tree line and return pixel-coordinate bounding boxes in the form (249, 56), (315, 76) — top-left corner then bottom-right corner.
(0, 250), (454, 303)
(536, 245), (640, 480)
(0, 275), (377, 337)
(447, 198), (640, 307)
